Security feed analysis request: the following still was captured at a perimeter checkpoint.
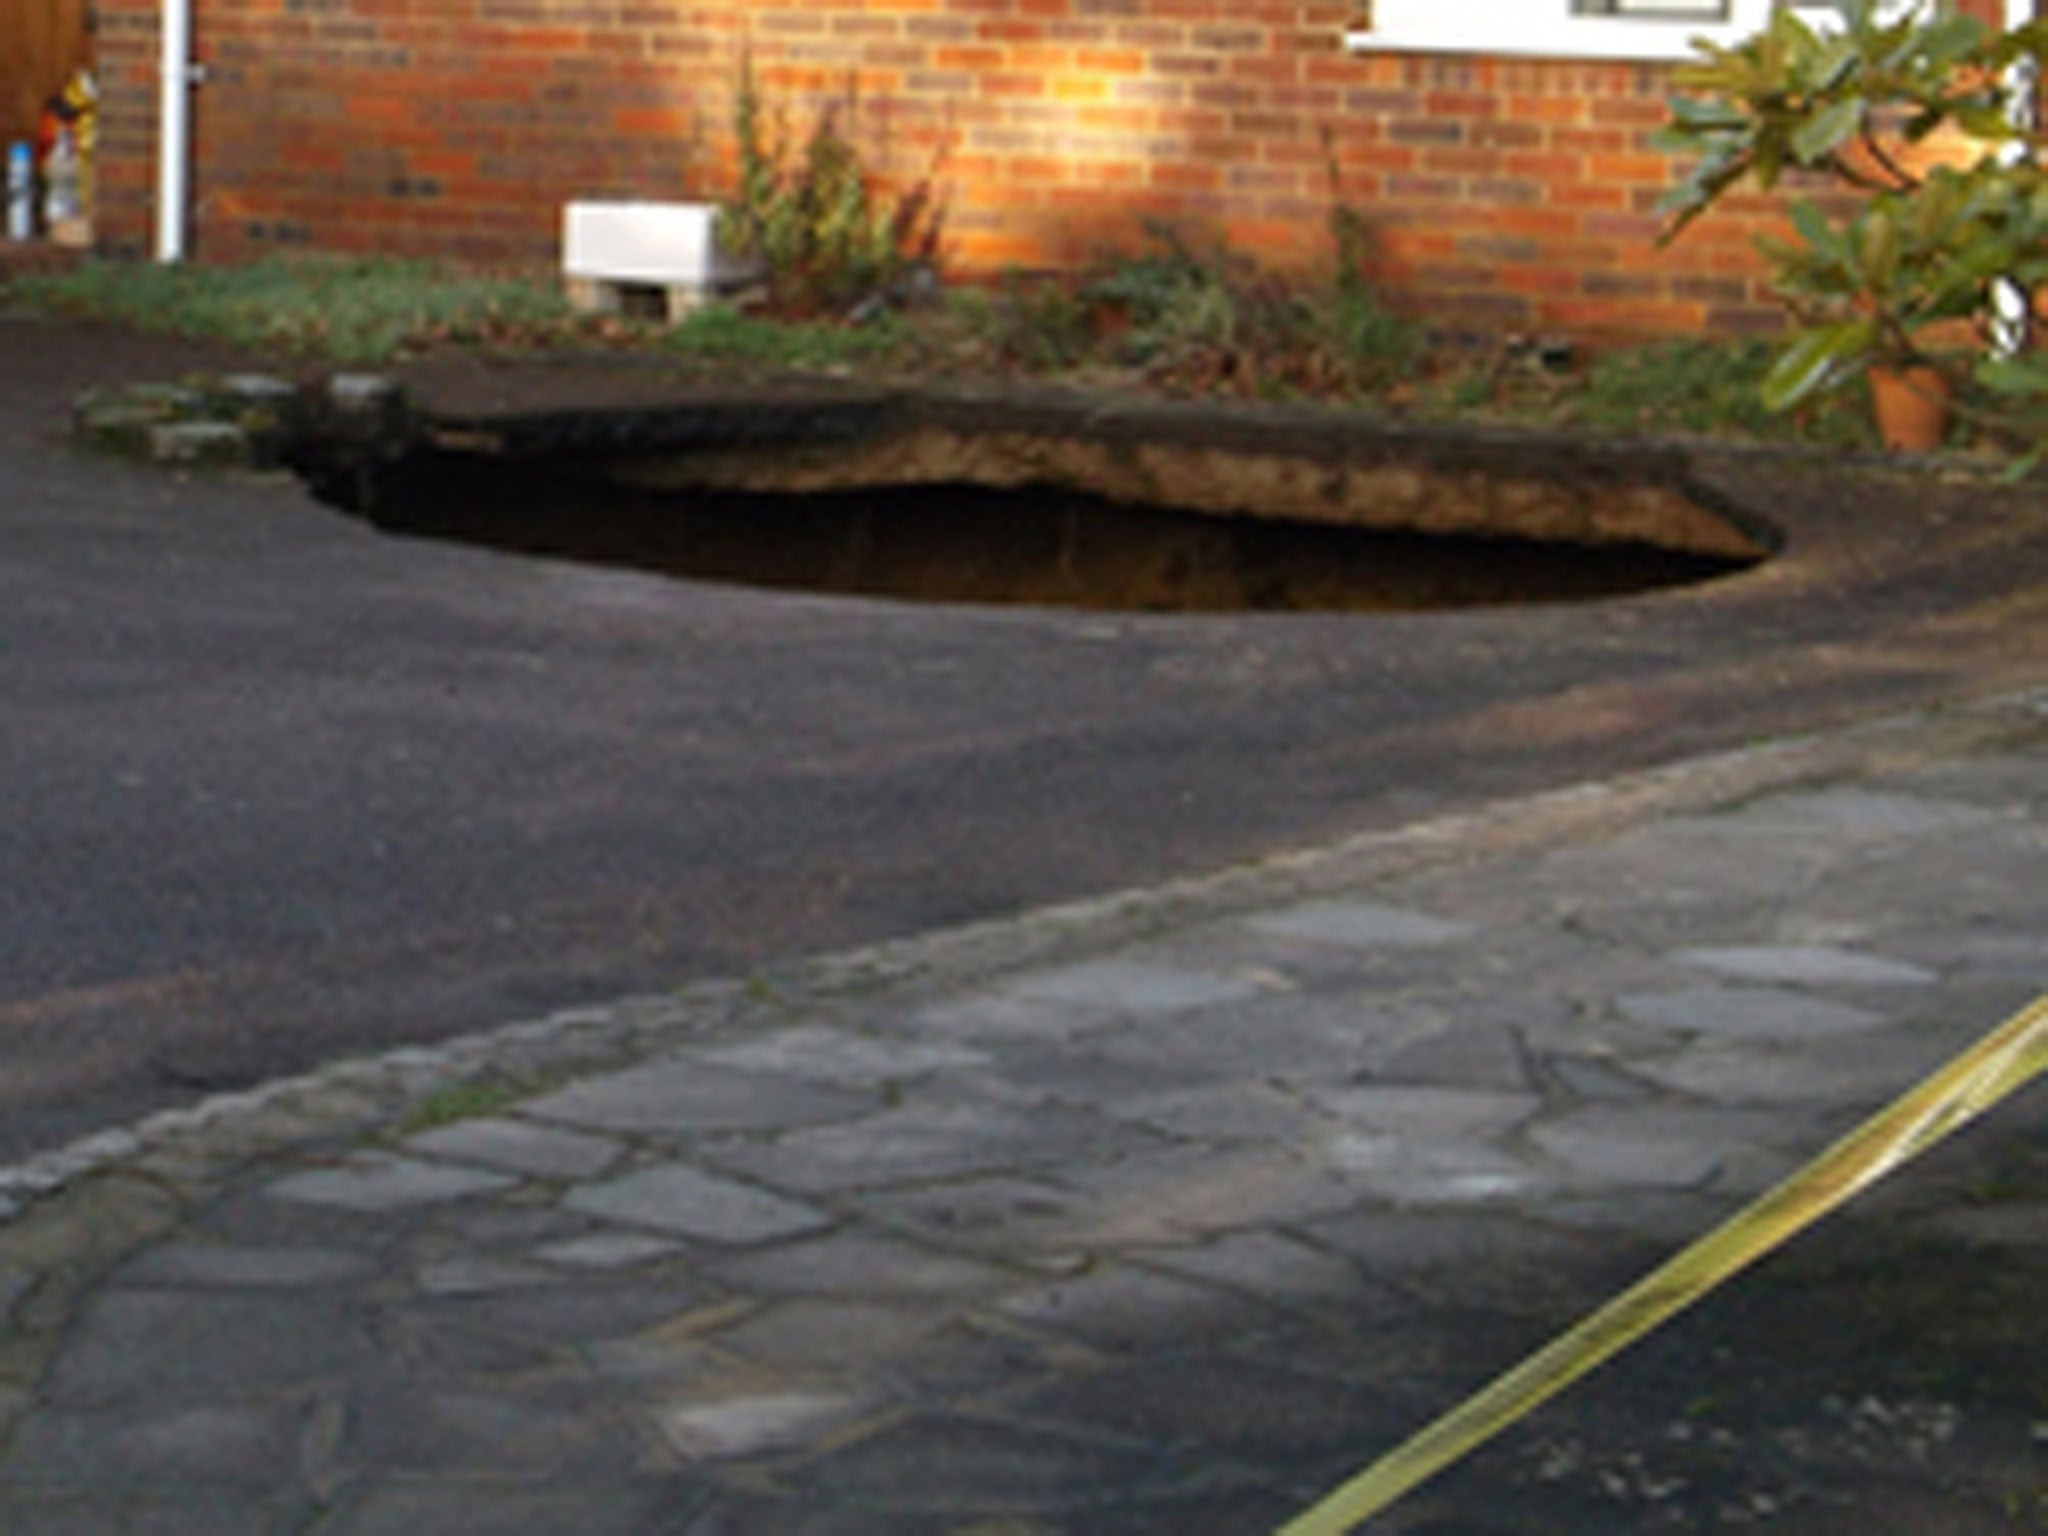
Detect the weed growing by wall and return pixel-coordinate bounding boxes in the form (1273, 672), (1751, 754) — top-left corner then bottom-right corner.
(717, 64), (946, 320)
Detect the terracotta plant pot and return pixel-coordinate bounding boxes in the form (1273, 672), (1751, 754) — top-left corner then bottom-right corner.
(1868, 365), (1951, 452)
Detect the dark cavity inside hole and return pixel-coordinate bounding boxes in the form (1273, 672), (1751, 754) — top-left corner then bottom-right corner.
(355, 462), (1759, 614)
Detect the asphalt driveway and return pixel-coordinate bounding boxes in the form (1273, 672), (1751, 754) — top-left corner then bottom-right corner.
(6, 310), (2048, 1162)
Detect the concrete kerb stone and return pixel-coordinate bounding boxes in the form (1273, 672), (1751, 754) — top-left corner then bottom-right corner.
(0, 685), (2043, 1462)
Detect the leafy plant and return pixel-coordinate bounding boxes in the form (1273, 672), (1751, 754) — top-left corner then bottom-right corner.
(972, 272), (1097, 373)
(1083, 222), (1257, 387)
(1318, 281), (1424, 394)
(1657, 0), (2048, 434)
(718, 65), (946, 319)
(1073, 218), (1419, 397)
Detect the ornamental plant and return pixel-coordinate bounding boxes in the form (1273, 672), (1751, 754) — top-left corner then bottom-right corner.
(1657, 0), (2048, 427)
(718, 65), (946, 320)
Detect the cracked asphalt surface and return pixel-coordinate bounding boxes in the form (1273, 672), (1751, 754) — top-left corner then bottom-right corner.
(8, 312), (2048, 1163)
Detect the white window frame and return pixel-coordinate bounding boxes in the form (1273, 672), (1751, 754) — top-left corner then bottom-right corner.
(1345, 1), (1918, 63)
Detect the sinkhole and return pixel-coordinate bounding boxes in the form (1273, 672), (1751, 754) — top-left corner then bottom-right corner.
(357, 469), (1760, 615)
(319, 395), (1776, 614)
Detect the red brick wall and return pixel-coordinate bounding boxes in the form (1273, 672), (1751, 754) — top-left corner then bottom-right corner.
(87, 0), (2009, 343)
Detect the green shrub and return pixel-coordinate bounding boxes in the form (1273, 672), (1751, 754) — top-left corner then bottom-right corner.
(1657, 0), (2048, 441)
(718, 67), (946, 319)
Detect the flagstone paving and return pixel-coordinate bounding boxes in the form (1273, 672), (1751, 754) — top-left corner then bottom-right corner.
(3, 697), (2047, 1532)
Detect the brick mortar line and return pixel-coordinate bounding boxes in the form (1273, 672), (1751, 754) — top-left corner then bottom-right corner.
(0, 683), (2043, 1444)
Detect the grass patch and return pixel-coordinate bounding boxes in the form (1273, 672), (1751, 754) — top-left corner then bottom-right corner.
(660, 302), (917, 373)
(395, 1076), (532, 1135)
(1563, 338), (1875, 448)
(12, 255), (582, 364)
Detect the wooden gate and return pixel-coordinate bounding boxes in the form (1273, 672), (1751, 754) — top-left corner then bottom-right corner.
(2, 0), (90, 145)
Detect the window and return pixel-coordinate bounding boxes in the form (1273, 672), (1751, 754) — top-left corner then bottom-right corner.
(1571, 1), (1734, 17)
(1348, 0), (1916, 62)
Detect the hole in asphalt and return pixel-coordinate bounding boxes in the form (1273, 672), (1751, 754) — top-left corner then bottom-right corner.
(344, 462), (1763, 615)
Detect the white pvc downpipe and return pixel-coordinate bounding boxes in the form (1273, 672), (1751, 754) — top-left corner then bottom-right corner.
(1994, 0), (2038, 353)
(155, 0), (192, 262)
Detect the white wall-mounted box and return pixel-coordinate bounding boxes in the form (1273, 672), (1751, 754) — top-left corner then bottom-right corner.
(561, 200), (756, 320)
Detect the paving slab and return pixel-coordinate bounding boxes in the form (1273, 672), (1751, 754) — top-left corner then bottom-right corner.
(531, 1231), (686, 1271)
(316, 1483), (698, 1536)
(702, 1232), (1015, 1300)
(652, 1389), (882, 1460)
(1526, 1102), (1799, 1190)
(40, 1292), (366, 1410)
(709, 1299), (949, 1372)
(113, 1243), (376, 1289)
(520, 1061), (874, 1137)
(338, 1390), (616, 1476)
(1615, 983), (1894, 1040)
(1718, 787), (1997, 840)
(1672, 943), (1940, 987)
(262, 1154), (518, 1213)
(1243, 899), (1478, 951)
(691, 1027), (992, 1085)
(994, 959), (1281, 1015)
(1140, 1228), (1387, 1308)
(0, 1491), (289, 1536)
(1, 1403), (299, 1487)
(707, 1097), (1158, 1195)
(561, 1163), (835, 1246)
(413, 1257), (560, 1298)
(401, 1118), (626, 1180)
(1039, 1145), (1361, 1247)
(1632, 1027), (1966, 1106)
(401, 1285), (728, 1368)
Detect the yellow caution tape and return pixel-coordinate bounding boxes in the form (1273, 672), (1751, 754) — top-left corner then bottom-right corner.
(1280, 990), (2048, 1536)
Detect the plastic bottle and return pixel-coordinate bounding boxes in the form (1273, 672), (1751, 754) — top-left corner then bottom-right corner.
(6, 142), (31, 241)
(43, 128), (79, 228)
(66, 71), (97, 222)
